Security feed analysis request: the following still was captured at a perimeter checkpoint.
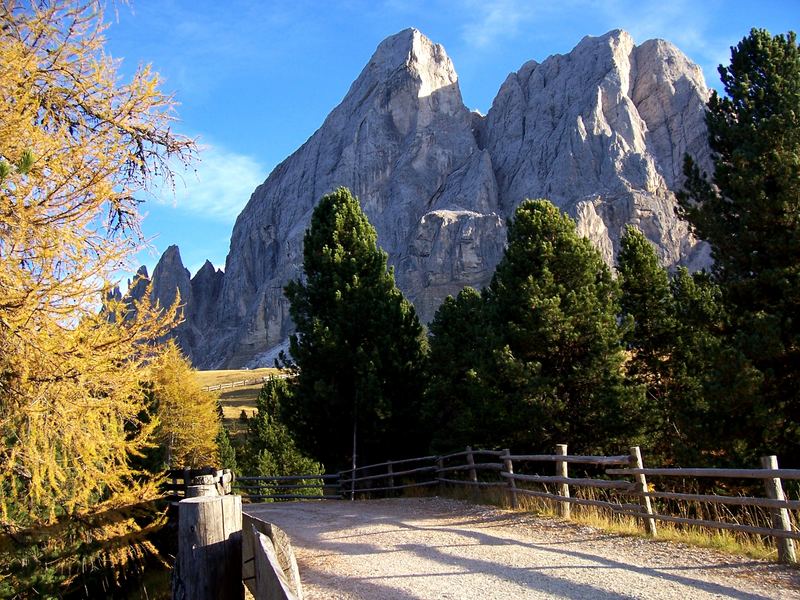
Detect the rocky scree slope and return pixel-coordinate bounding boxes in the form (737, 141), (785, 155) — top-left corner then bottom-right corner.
(135, 28), (713, 368)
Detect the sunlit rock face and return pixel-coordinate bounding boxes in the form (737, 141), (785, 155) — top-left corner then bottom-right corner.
(481, 30), (711, 270)
(143, 28), (712, 368)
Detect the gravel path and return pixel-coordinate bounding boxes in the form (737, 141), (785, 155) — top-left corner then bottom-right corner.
(244, 497), (799, 599)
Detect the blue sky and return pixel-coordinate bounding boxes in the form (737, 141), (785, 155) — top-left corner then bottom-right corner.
(101, 0), (799, 281)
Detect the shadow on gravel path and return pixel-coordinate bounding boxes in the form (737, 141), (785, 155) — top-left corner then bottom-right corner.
(245, 498), (797, 599)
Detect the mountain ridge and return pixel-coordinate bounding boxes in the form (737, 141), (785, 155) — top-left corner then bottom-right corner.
(133, 28), (712, 368)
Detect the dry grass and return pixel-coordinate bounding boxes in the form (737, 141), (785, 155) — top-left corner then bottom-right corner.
(193, 368), (284, 436)
(193, 367), (281, 389)
(216, 385), (263, 424)
(434, 484), (779, 562)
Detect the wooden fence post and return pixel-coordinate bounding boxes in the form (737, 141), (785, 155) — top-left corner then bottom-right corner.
(466, 446), (478, 484)
(555, 444), (570, 519)
(436, 456), (444, 493)
(337, 471), (346, 501)
(630, 446), (657, 536)
(761, 455), (797, 563)
(502, 449), (518, 509)
(182, 467), (190, 498)
(173, 495), (243, 600)
(387, 460), (394, 493)
(187, 473), (220, 498)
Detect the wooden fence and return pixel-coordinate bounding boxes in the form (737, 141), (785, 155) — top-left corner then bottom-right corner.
(165, 467), (234, 500)
(224, 444), (798, 563)
(172, 445), (800, 599)
(202, 372), (290, 392)
(172, 444), (800, 564)
(233, 474), (341, 501)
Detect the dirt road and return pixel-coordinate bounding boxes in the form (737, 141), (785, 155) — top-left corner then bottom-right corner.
(244, 497), (799, 599)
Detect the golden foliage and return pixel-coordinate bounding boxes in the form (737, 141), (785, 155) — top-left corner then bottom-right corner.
(150, 341), (221, 469)
(0, 478), (170, 597)
(0, 0), (194, 533)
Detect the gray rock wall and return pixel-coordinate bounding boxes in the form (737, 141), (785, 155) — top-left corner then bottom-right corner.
(139, 28), (713, 368)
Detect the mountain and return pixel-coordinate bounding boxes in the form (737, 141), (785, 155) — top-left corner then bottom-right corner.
(137, 28), (713, 368)
(126, 246), (223, 363)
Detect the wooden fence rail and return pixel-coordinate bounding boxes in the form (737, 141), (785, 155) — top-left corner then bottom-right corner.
(165, 467), (233, 500)
(232, 474), (341, 501)
(174, 444), (800, 565)
(201, 372), (292, 392)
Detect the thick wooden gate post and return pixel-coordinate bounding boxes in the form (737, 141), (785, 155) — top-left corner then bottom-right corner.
(629, 446), (657, 536)
(173, 495), (243, 600)
(555, 444), (571, 519)
(761, 455), (797, 563)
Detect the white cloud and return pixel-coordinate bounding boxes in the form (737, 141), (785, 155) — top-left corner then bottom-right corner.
(460, 0), (537, 48)
(596, 0), (727, 87)
(155, 142), (266, 222)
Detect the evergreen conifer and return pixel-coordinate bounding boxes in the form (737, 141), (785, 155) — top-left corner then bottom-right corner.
(283, 188), (427, 469)
(680, 29), (800, 461)
(482, 200), (642, 453)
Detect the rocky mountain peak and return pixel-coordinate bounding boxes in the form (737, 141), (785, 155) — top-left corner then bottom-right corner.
(151, 244), (191, 311)
(337, 27), (465, 141)
(126, 265), (150, 303)
(366, 28), (457, 91)
(193, 259), (218, 281)
(145, 29), (713, 368)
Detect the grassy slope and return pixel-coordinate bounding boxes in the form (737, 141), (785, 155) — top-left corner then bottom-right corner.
(194, 367), (281, 388)
(194, 368), (283, 435)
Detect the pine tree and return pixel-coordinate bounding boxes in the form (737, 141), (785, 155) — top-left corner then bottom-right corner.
(617, 227), (677, 457)
(283, 187), (427, 469)
(482, 199), (642, 453)
(617, 227), (764, 464)
(618, 227), (676, 366)
(679, 29), (800, 462)
(240, 379), (323, 497)
(216, 427), (238, 473)
(669, 268), (763, 465)
(425, 287), (492, 451)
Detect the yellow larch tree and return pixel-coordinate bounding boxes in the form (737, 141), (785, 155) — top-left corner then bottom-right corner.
(149, 341), (220, 470)
(0, 0), (195, 594)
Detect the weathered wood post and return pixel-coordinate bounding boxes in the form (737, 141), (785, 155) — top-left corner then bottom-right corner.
(466, 446), (478, 484)
(761, 455), (797, 563)
(187, 473), (220, 498)
(555, 444), (571, 519)
(337, 470), (346, 502)
(501, 449), (518, 509)
(387, 460), (395, 493)
(173, 494), (243, 600)
(436, 456), (445, 493)
(221, 468), (233, 495)
(629, 446), (657, 536)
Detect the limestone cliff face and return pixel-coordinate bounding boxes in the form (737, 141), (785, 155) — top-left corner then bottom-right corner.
(204, 28), (505, 367)
(143, 28), (713, 368)
(481, 30), (711, 269)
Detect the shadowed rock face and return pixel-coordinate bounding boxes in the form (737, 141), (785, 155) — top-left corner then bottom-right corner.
(139, 28), (713, 368)
(126, 247), (223, 363)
